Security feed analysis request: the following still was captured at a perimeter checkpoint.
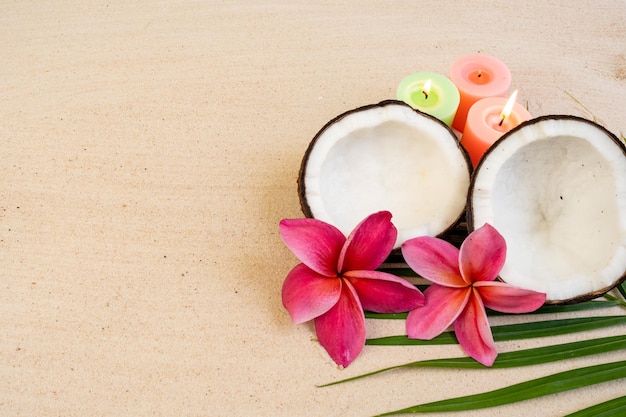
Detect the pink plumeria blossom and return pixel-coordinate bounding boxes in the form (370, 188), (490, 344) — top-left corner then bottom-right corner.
(280, 211), (425, 367)
(401, 223), (546, 366)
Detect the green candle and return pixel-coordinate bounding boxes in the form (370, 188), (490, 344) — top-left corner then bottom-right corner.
(397, 72), (460, 127)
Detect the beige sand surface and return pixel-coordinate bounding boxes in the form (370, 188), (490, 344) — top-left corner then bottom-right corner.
(2, 1), (625, 416)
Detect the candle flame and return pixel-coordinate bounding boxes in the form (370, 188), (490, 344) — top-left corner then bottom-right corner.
(499, 89), (518, 126)
(422, 79), (432, 99)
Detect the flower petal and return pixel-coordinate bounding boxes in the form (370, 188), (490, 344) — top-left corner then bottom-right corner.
(401, 237), (466, 287)
(459, 223), (506, 284)
(475, 281), (546, 313)
(279, 218), (345, 277)
(314, 280), (365, 368)
(344, 270), (425, 313)
(337, 211), (396, 273)
(406, 285), (470, 340)
(282, 263), (341, 324)
(454, 289), (497, 366)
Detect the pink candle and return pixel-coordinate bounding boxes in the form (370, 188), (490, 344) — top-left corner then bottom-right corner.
(461, 91), (531, 167)
(449, 54), (512, 132)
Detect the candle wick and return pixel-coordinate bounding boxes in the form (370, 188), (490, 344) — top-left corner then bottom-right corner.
(422, 90), (429, 100)
(499, 115), (505, 127)
(477, 70), (482, 78)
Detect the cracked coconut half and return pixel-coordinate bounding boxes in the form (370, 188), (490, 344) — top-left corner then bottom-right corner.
(468, 115), (626, 304)
(298, 100), (472, 249)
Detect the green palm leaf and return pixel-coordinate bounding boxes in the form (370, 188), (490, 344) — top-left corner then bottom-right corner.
(616, 281), (626, 301)
(563, 395), (626, 417)
(366, 316), (626, 346)
(320, 335), (626, 387)
(365, 300), (620, 319)
(373, 360), (626, 415)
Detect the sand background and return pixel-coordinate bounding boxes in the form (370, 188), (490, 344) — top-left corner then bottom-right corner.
(2, 1), (626, 416)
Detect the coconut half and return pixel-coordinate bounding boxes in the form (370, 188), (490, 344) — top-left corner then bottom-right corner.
(298, 100), (471, 248)
(468, 115), (626, 304)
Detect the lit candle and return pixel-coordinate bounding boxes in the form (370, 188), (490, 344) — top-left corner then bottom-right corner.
(396, 72), (460, 126)
(449, 54), (512, 131)
(461, 90), (532, 167)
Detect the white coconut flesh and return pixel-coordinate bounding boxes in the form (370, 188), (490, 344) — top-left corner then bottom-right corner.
(469, 116), (626, 303)
(299, 101), (471, 248)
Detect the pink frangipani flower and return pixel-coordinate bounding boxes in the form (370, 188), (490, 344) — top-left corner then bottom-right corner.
(401, 223), (546, 366)
(280, 211), (425, 367)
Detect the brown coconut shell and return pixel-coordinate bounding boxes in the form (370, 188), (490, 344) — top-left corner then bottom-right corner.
(297, 100), (472, 254)
(467, 114), (626, 304)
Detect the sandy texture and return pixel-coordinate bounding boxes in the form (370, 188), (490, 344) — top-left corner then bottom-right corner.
(2, 1), (626, 416)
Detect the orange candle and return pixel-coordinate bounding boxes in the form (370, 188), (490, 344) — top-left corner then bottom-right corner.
(461, 91), (531, 167)
(449, 54), (512, 132)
